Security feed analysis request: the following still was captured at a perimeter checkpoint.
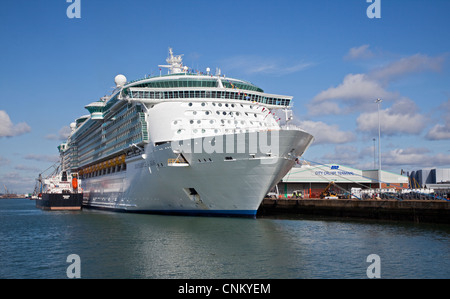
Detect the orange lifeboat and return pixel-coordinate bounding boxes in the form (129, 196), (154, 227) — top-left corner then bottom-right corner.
(72, 177), (78, 190)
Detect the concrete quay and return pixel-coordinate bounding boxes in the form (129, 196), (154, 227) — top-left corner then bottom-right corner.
(258, 198), (450, 224)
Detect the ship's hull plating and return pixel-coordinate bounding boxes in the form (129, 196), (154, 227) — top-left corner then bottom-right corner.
(36, 193), (83, 211)
(82, 130), (313, 217)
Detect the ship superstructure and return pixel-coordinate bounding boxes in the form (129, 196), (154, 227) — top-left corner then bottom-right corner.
(58, 48), (314, 216)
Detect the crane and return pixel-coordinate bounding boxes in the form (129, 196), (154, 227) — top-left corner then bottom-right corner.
(320, 182), (338, 199)
(319, 181), (352, 199)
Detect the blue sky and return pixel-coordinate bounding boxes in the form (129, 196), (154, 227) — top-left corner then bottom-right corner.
(1, 0), (449, 193)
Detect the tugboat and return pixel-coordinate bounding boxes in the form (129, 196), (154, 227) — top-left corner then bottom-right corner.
(35, 169), (83, 211)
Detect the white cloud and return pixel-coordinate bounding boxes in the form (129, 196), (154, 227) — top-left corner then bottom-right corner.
(426, 98), (450, 140)
(0, 110), (31, 138)
(24, 154), (59, 163)
(369, 53), (447, 83)
(309, 73), (397, 115)
(382, 147), (450, 168)
(0, 171), (36, 194)
(14, 164), (42, 172)
(345, 44), (374, 60)
(356, 98), (427, 136)
(222, 55), (313, 76)
(308, 52), (447, 117)
(426, 124), (450, 140)
(45, 126), (72, 141)
(298, 120), (356, 144)
(321, 145), (361, 165)
(0, 156), (10, 167)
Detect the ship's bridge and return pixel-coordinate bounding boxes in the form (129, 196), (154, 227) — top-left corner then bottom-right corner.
(122, 74), (292, 108)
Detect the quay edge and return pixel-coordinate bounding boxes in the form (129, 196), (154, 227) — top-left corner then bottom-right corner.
(258, 198), (450, 224)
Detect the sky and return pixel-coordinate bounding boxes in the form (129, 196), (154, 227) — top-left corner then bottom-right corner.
(1, 0), (450, 193)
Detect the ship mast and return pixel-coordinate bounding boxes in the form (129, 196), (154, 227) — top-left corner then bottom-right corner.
(158, 48), (187, 75)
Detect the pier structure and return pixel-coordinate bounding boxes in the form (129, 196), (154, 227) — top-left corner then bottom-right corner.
(258, 198), (450, 224)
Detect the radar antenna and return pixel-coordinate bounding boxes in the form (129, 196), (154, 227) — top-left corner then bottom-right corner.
(158, 48), (186, 74)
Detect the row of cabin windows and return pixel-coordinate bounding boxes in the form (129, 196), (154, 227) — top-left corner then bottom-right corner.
(129, 89), (290, 106)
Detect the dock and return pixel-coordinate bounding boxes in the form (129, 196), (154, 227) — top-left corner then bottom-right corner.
(258, 198), (450, 224)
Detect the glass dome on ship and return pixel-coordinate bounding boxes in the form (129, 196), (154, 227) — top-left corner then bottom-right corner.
(57, 48), (314, 217)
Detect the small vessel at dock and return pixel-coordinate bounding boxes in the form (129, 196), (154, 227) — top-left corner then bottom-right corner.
(34, 168), (83, 211)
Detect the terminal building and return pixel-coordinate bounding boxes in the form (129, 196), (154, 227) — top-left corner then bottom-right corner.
(274, 162), (409, 198)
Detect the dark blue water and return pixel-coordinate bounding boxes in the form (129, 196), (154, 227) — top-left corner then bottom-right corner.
(1, 198), (449, 279)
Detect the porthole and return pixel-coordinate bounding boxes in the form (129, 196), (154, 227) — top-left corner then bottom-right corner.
(188, 103), (193, 106)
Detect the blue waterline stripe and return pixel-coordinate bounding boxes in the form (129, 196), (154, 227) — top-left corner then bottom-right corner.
(84, 205), (257, 217)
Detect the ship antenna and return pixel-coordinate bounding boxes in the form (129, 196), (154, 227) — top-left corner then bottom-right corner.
(158, 47), (185, 75)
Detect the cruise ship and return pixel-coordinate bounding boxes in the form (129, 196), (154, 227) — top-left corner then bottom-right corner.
(57, 49), (314, 217)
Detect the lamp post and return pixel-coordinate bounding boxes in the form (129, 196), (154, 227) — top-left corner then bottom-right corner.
(375, 98), (382, 192)
(373, 138), (376, 169)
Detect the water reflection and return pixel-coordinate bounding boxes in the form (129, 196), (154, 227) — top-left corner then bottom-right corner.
(1, 199), (449, 279)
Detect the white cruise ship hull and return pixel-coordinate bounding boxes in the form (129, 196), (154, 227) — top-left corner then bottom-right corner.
(82, 129), (313, 217)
